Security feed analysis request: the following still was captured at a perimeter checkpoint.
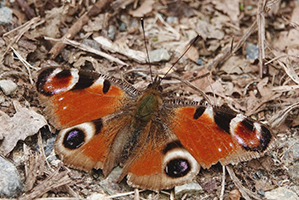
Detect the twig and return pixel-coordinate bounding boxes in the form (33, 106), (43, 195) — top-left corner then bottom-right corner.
(93, 36), (146, 63)
(134, 188), (140, 200)
(268, 102), (299, 127)
(208, 0), (276, 71)
(108, 189), (146, 199)
(49, 0), (112, 59)
(20, 169), (72, 200)
(47, 37), (128, 66)
(208, 20), (257, 70)
(257, 0), (267, 78)
(10, 47), (37, 85)
(219, 165), (226, 200)
(17, 0), (36, 19)
(1, 17), (41, 63)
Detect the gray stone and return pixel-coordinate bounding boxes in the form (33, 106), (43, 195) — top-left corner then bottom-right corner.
(149, 48), (171, 63)
(108, 25), (116, 41)
(265, 187), (299, 200)
(245, 42), (259, 62)
(0, 80), (17, 95)
(289, 163), (299, 184)
(175, 181), (202, 198)
(291, 143), (299, 161)
(166, 16), (178, 24)
(0, 7), (12, 25)
(99, 167), (129, 195)
(0, 156), (23, 198)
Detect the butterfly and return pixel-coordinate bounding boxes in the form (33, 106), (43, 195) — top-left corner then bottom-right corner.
(36, 65), (273, 191)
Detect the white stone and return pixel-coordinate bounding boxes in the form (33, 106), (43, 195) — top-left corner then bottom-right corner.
(0, 80), (17, 95)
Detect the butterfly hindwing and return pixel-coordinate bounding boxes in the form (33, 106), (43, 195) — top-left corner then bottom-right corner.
(167, 104), (273, 169)
(119, 122), (200, 191)
(54, 113), (133, 172)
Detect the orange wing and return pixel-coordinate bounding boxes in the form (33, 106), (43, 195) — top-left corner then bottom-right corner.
(119, 123), (200, 191)
(54, 115), (132, 172)
(168, 105), (273, 169)
(36, 67), (138, 171)
(36, 67), (137, 128)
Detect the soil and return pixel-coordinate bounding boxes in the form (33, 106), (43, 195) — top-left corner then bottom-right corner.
(0, 0), (299, 199)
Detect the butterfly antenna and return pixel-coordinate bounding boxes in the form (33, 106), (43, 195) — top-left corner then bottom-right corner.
(141, 18), (153, 82)
(162, 35), (200, 79)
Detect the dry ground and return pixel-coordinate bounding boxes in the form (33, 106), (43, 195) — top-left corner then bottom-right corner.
(1, 0), (299, 199)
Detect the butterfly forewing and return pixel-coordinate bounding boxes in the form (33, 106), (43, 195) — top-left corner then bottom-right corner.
(37, 67), (137, 128)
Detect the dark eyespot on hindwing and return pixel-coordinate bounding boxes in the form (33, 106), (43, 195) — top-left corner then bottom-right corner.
(63, 128), (85, 149)
(165, 158), (191, 178)
(162, 146), (200, 181)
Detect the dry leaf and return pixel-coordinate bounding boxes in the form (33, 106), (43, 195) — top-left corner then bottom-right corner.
(129, 0), (155, 17)
(185, 45), (199, 62)
(212, 0), (240, 24)
(275, 4), (299, 54)
(93, 36), (146, 63)
(229, 189), (241, 200)
(196, 20), (224, 40)
(83, 14), (105, 32)
(257, 77), (272, 98)
(0, 101), (47, 156)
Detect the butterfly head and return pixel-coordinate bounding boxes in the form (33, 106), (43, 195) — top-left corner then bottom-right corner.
(147, 76), (163, 92)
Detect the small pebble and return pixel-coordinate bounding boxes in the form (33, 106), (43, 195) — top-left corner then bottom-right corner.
(149, 48), (171, 63)
(99, 167), (128, 195)
(108, 25), (116, 41)
(0, 80), (17, 95)
(245, 42), (259, 62)
(265, 187), (298, 200)
(119, 22), (126, 32)
(291, 143), (299, 161)
(44, 136), (56, 156)
(0, 7), (12, 25)
(196, 59), (203, 65)
(166, 16), (178, 24)
(288, 163), (299, 184)
(175, 181), (202, 198)
(257, 189), (265, 197)
(0, 157), (23, 198)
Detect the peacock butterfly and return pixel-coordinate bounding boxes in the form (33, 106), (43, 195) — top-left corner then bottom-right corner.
(36, 64), (273, 191)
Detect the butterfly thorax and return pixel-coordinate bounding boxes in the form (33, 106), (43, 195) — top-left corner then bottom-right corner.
(134, 86), (163, 127)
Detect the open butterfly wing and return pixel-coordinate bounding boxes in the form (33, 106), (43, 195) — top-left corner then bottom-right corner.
(119, 121), (200, 191)
(37, 67), (137, 171)
(36, 67), (136, 129)
(168, 105), (273, 169)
